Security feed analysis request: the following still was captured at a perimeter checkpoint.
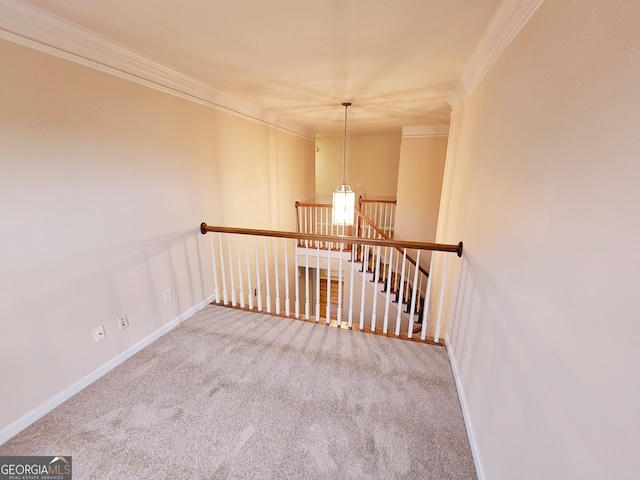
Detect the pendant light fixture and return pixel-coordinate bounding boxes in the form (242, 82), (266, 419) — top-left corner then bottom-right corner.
(332, 102), (355, 226)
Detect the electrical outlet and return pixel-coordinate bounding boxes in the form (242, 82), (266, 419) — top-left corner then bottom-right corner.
(464, 341), (471, 364)
(117, 315), (129, 330)
(93, 325), (106, 342)
(163, 288), (172, 303)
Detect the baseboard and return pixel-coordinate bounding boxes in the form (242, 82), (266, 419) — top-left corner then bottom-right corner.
(0, 294), (215, 445)
(445, 333), (486, 480)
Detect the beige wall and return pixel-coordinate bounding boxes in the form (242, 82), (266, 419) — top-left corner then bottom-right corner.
(435, 1), (640, 479)
(394, 135), (447, 243)
(0, 40), (314, 436)
(315, 133), (401, 202)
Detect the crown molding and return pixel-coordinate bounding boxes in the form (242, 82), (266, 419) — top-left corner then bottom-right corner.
(402, 125), (450, 138)
(449, 0), (544, 111)
(0, 0), (315, 139)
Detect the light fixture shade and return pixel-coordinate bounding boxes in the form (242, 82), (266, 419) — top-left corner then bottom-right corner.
(332, 183), (355, 226)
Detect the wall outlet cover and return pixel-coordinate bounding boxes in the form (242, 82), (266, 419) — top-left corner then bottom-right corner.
(117, 315), (129, 330)
(163, 288), (172, 303)
(93, 325), (106, 342)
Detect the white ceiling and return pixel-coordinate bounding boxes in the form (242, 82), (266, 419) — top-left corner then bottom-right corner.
(22, 0), (502, 136)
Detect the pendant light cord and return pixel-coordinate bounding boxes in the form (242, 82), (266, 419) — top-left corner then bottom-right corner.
(342, 102), (351, 185)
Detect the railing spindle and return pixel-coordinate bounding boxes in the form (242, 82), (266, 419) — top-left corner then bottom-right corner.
(337, 241), (344, 326)
(255, 236), (262, 311)
(274, 237), (280, 315)
(295, 238), (300, 317)
(420, 254), (434, 341)
(322, 207), (326, 248)
(245, 236), (253, 310)
(219, 234), (229, 305)
(304, 207), (308, 236)
(326, 240), (332, 324)
(394, 252), (400, 294)
(264, 238), (271, 313)
(383, 247), (393, 334)
(348, 241), (355, 329)
(370, 246), (381, 332)
(227, 235), (236, 307)
(304, 241), (310, 319)
(284, 238), (290, 317)
(359, 244), (368, 330)
(408, 250), (421, 338)
(236, 236), (245, 308)
(315, 244), (321, 322)
(209, 233), (220, 304)
(395, 248), (407, 336)
(374, 202), (379, 230)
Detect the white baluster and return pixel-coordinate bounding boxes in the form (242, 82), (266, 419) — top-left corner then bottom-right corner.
(383, 247), (394, 334)
(420, 254), (435, 341)
(255, 237), (262, 311)
(370, 246), (381, 332)
(284, 238), (290, 317)
(359, 244), (368, 330)
(264, 238), (271, 313)
(434, 253), (450, 343)
(304, 207), (308, 235)
(408, 251), (421, 338)
(209, 233), (220, 304)
(323, 207), (328, 247)
(395, 248), (407, 336)
(325, 241), (331, 325)
(219, 234), (228, 305)
(348, 240), (355, 329)
(394, 252), (400, 294)
(337, 241), (344, 326)
(245, 237), (253, 310)
(295, 237), (300, 318)
(383, 203), (388, 236)
(227, 236), (236, 307)
(274, 238), (280, 315)
(236, 236), (245, 308)
(315, 244), (321, 322)
(304, 240), (310, 319)
(374, 202), (379, 229)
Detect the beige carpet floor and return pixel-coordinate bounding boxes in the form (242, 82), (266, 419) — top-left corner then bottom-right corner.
(0, 305), (477, 479)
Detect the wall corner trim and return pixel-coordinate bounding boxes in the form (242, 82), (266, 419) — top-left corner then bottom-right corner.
(0, 0), (315, 140)
(402, 125), (450, 138)
(449, 0), (544, 110)
(445, 333), (486, 480)
(0, 295), (215, 446)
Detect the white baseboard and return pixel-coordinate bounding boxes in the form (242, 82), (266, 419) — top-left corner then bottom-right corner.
(0, 295), (215, 445)
(445, 333), (486, 480)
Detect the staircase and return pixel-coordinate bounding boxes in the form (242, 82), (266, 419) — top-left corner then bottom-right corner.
(295, 199), (432, 338)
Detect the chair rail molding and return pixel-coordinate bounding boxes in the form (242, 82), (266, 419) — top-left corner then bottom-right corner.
(449, 0), (544, 111)
(0, 0), (315, 139)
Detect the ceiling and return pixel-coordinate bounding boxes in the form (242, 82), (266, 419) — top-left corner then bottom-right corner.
(23, 0), (501, 136)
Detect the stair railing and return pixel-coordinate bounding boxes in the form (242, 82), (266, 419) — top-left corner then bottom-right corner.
(295, 201), (355, 249)
(201, 222), (462, 343)
(358, 196), (397, 238)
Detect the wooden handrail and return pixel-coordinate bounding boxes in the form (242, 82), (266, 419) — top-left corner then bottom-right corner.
(359, 195), (397, 205)
(355, 210), (431, 276)
(355, 209), (387, 239)
(201, 223), (463, 256)
(296, 201), (332, 208)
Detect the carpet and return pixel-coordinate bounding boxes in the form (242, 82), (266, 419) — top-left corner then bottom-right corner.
(0, 305), (477, 479)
